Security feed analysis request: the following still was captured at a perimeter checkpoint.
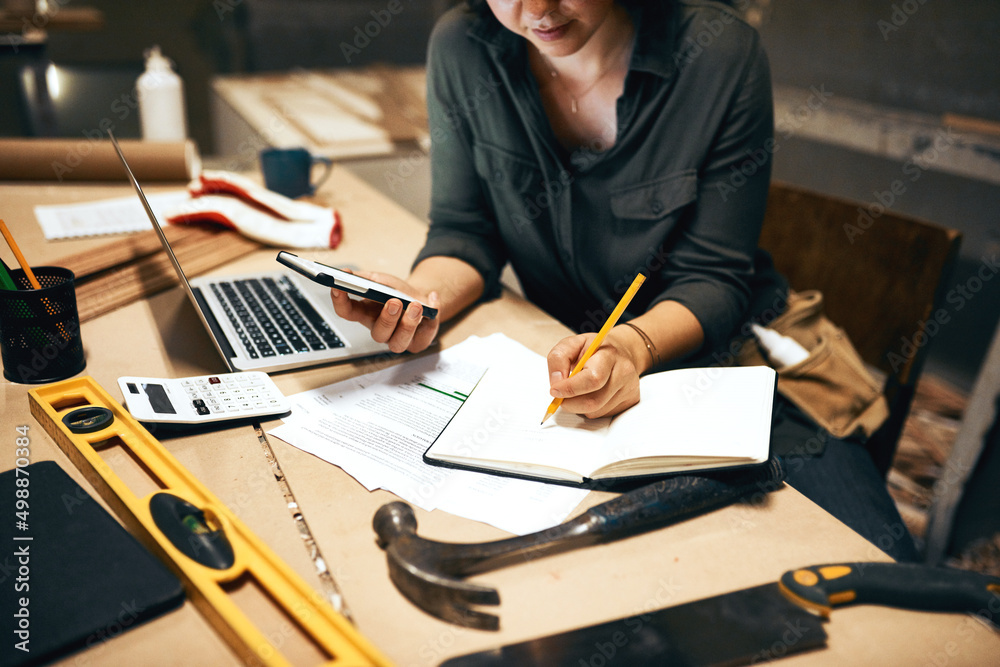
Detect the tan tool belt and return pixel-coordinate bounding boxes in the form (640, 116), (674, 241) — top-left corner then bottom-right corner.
(737, 290), (889, 440)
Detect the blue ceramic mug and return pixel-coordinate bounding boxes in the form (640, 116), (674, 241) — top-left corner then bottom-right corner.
(259, 147), (334, 199)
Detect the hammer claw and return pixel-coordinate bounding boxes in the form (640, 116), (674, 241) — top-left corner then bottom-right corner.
(386, 552), (502, 629)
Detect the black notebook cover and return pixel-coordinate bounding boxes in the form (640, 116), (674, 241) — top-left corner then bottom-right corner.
(1, 461), (185, 666)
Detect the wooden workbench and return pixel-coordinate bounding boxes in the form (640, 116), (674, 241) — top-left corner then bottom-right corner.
(1, 170), (998, 666)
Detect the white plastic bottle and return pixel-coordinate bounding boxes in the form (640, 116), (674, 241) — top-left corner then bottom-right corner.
(136, 46), (187, 142)
(751, 323), (810, 368)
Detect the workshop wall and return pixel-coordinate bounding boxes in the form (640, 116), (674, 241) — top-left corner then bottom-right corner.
(749, 0), (1000, 392)
(28, 0), (1000, 390)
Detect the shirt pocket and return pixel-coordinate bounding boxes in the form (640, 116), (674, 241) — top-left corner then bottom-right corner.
(609, 170), (698, 228)
(472, 142), (544, 225)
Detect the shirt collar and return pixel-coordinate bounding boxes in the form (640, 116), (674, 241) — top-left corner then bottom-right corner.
(465, 4), (679, 79)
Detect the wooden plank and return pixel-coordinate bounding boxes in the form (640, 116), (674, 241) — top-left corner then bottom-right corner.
(0, 7), (104, 32)
(54, 225), (263, 323)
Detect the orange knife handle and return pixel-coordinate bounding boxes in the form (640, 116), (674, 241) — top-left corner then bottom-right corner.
(779, 562), (1000, 620)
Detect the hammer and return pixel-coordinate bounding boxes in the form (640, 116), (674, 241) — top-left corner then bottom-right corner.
(374, 457), (785, 630)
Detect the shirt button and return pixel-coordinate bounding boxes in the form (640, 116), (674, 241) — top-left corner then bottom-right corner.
(493, 170), (504, 183)
(650, 199), (664, 215)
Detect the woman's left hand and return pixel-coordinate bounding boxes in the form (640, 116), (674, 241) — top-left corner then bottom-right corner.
(545, 329), (642, 419)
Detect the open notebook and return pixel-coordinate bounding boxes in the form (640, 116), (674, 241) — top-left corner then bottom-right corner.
(424, 361), (776, 486)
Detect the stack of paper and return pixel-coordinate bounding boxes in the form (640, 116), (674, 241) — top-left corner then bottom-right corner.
(268, 334), (591, 535)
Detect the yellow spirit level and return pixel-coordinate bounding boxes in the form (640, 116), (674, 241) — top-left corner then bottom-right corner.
(29, 376), (392, 667)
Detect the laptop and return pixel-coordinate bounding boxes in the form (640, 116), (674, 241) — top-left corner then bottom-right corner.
(108, 131), (390, 373)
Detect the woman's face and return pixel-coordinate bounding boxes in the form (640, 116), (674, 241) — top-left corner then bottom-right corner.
(485, 0), (621, 57)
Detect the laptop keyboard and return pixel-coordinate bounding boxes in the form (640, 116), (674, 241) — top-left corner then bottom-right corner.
(210, 276), (344, 359)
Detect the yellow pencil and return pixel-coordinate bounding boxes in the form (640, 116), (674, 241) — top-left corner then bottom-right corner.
(541, 273), (646, 424)
(0, 219), (41, 289)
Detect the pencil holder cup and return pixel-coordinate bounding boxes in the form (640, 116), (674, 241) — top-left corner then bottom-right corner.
(0, 267), (85, 384)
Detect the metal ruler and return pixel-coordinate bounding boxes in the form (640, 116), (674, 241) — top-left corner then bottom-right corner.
(29, 376), (392, 667)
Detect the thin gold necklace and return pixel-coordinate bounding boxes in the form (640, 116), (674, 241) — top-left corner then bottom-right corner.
(542, 39), (632, 114)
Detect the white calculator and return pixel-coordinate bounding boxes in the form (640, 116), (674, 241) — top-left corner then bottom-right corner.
(118, 372), (291, 425)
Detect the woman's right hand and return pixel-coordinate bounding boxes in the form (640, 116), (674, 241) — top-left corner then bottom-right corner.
(329, 269), (440, 354)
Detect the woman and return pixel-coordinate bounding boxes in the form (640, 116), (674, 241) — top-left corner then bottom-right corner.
(330, 0), (919, 561)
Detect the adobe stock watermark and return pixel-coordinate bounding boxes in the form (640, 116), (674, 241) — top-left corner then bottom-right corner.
(775, 84), (835, 141)
(212, 0), (243, 20)
(250, 591), (329, 666)
(509, 169), (574, 232)
(383, 72), (502, 193)
(221, 104), (295, 173)
(574, 246), (677, 335)
(844, 127), (959, 244)
(724, 465), (788, 535)
(922, 606), (1000, 667)
(878, 0), (932, 40)
(576, 576), (685, 667)
(49, 105), (145, 180)
(8, 319), (81, 383)
(748, 614), (822, 664)
(887, 253), (1000, 373)
(410, 624), (472, 667)
(506, 120), (616, 233)
(340, 0), (416, 64)
(6, 0), (73, 52)
(716, 84), (834, 203)
(672, 4), (747, 70)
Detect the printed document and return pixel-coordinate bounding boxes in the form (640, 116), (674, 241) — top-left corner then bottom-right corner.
(268, 334), (590, 534)
(35, 191), (188, 240)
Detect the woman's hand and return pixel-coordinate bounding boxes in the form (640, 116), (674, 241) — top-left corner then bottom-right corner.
(545, 328), (643, 419)
(329, 269), (440, 354)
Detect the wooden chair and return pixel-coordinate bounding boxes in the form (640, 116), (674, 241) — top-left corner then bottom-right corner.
(758, 181), (962, 477)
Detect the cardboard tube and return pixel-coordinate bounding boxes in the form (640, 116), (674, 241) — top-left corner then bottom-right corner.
(0, 138), (200, 182)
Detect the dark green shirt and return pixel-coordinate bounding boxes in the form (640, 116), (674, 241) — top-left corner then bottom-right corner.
(416, 1), (787, 357)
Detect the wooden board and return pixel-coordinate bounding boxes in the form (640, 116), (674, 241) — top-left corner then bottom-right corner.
(52, 224), (263, 323)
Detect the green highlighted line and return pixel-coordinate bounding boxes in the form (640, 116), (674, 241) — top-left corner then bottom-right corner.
(418, 383), (467, 402)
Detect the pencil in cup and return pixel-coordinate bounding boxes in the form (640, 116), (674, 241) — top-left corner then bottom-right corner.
(0, 257), (16, 291)
(0, 219), (67, 347)
(540, 273), (646, 424)
(0, 219), (41, 289)
(0, 267), (86, 383)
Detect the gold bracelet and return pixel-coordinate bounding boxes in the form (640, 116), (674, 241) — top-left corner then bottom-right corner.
(622, 321), (659, 368)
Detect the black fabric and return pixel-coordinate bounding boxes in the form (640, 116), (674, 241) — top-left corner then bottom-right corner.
(771, 398), (920, 562)
(0, 461), (184, 666)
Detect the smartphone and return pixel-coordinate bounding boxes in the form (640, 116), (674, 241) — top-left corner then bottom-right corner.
(276, 251), (438, 320)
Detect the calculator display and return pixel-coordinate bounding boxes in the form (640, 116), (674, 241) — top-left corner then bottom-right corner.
(143, 384), (176, 414)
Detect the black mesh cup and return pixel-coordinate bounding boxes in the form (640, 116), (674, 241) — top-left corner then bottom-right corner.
(0, 267), (86, 383)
